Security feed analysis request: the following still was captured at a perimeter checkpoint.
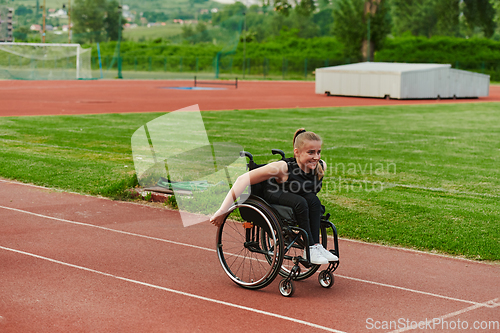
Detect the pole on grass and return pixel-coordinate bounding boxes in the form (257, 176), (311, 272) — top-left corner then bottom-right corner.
(242, 8), (246, 79)
(215, 52), (220, 79)
(367, 15), (370, 62)
(117, 0), (123, 79)
(67, 0), (72, 43)
(97, 42), (103, 79)
(304, 58), (308, 79)
(42, 0), (46, 42)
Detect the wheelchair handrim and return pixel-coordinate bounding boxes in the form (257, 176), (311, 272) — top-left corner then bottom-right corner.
(216, 203), (281, 288)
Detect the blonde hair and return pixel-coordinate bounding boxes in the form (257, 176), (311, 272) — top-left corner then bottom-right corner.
(293, 128), (324, 180)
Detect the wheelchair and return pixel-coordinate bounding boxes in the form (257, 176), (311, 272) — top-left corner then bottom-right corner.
(216, 149), (340, 297)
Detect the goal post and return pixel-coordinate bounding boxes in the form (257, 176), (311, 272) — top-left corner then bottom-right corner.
(0, 42), (92, 80)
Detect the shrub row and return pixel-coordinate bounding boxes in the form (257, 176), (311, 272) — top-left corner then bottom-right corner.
(87, 36), (344, 61)
(376, 36), (500, 80)
(86, 36), (500, 81)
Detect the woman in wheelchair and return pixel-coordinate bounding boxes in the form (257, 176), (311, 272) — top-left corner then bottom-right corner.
(210, 128), (339, 265)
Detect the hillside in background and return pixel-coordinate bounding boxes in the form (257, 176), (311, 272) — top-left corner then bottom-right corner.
(10, 0), (221, 19)
(9, 0), (223, 35)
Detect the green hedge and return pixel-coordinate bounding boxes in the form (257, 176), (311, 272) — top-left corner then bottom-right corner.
(375, 36), (500, 80)
(87, 36), (344, 62)
(88, 37), (345, 79)
(87, 36), (500, 81)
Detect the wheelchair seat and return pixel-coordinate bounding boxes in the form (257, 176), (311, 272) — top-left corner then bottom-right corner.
(270, 204), (295, 222)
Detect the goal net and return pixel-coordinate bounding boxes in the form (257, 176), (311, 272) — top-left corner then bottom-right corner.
(0, 42), (92, 80)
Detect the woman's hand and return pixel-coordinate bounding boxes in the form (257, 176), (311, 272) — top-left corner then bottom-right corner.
(210, 210), (226, 227)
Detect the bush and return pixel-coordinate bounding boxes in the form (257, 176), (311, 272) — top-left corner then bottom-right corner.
(375, 36), (500, 80)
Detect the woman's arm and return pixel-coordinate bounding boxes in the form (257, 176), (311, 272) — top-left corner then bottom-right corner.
(210, 160), (287, 226)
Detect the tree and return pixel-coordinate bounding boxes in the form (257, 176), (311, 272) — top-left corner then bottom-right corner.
(332, 0), (391, 60)
(273, 0), (317, 17)
(104, 0), (122, 41)
(13, 26), (30, 41)
(15, 5), (33, 16)
(72, 0), (123, 43)
(195, 22), (211, 43)
(463, 0), (496, 38)
(362, 0), (391, 60)
(493, 0), (500, 39)
(182, 22), (211, 44)
(314, 8), (335, 36)
(181, 24), (195, 40)
(212, 2), (246, 25)
(391, 0), (438, 37)
(73, 0), (105, 42)
(434, 0), (460, 36)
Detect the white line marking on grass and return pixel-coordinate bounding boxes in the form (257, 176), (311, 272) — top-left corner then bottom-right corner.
(372, 139), (430, 145)
(323, 177), (500, 198)
(0, 138), (129, 155)
(382, 182), (500, 198)
(387, 298), (499, 333)
(0, 245), (346, 333)
(0, 205), (486, 307)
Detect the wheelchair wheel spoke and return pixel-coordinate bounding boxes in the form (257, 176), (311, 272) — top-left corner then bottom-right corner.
(216, 201), (284, 289)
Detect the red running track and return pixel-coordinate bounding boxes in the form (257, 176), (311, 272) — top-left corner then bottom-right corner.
(1, 180), (499, 332)
(0, 80), (499, 116)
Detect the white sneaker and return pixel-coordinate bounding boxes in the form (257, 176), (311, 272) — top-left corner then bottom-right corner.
(305, 244), (329, 265)
(317, 244), (339, 262)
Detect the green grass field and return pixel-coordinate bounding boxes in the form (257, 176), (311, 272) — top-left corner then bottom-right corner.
(1, 102), (498, 260)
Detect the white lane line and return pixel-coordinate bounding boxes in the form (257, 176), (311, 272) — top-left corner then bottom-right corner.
(335, 274), (479, 306)
(0, 245), (345, 333)
(0, 205), (484, 307)
(0, 205), (214, 253)
(387, 298), (499, 333)
(336, 237), (489, 264)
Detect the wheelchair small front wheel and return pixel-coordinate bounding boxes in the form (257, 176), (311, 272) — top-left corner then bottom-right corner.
(273, 224), (329, 281)
(318, 270), (334, 288)
(279, 279), (295, 297)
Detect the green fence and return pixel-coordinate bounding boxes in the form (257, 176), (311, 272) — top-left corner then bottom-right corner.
(91, 54), (499, 81)
(2, 50), (496, 81)
(91, 55), (355, 80)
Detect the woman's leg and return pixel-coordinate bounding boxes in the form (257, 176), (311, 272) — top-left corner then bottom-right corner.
(266, 190), (315, 246)
(301, 193), (337, 262)
(264, 190), (331, 264)
(301, 193), (322, 245)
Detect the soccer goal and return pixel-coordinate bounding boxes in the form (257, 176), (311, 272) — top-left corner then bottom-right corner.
(0, 42), (92, 80)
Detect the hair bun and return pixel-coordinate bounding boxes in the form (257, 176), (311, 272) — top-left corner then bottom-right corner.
(296, 129), (306, 136)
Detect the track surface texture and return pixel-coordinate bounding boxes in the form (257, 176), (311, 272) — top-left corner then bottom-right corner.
(1, 80), (499, 332)
(0, 180), (498, 333)
(0, 80), (499, 116)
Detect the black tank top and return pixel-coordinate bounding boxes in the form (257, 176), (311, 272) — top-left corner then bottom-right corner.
(266, 157), (323, 195)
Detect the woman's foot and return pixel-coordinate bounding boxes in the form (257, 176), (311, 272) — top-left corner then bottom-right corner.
(305, 244), (329, 265)
(317, 244), (339, 262)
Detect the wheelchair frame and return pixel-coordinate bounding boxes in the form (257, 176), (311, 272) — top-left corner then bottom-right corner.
(215, 149), (340, 297)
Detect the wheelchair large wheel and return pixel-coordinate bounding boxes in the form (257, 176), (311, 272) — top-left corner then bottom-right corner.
(216, 199), (284, 290)
(262, 223), (328, 281)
